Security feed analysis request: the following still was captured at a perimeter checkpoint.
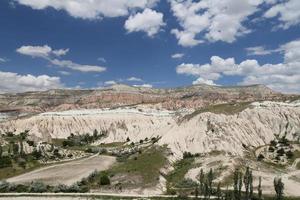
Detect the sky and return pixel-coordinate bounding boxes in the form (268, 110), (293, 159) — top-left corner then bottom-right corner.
(0, 0), (300, 94)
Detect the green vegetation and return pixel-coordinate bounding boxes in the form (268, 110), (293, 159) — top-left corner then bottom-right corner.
(297, 162), (300, 170)
(183, 102), (252, 121)
(59, 130), (107, 148)
(108, 145), (167, 187)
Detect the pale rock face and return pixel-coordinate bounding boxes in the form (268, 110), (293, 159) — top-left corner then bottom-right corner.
(0, 102), (299, 157)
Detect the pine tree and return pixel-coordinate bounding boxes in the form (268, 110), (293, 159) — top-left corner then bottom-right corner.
(274, 178), (284, 200)
(258, 177), (262, 200)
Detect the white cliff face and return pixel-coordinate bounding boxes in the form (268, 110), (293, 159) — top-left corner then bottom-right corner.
(0, 102), (299, 157)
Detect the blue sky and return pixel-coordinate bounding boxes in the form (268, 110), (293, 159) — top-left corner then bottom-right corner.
(0, 0), (300, 93)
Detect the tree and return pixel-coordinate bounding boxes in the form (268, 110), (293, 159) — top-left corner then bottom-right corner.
(243, 167), (253, 200)
(198, 169), (205, 195)
(243, 167), (251, 200)
(233, 169), (243, 200)
(233, 169), (239, 200)
(274, 178), (284, 200)
(207, 168), (214, 196)
(238, 172), (243, 200)
(0, 145), (2, 158)
(258, 177), (262, 200)
(216, 183), (222, 200)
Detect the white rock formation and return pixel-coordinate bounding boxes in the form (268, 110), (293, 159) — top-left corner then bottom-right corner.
(0, 102), (299, 157)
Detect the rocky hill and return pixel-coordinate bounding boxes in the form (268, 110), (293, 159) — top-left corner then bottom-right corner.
(0, 84), (289, 114)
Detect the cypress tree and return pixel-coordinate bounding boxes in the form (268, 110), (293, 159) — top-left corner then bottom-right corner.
(199, 169), (205, 194)
(234, 169), (239, 200)
(258, 177), (262, 200)
(274, 178), (284, 200)
(207, 168), (214, 196)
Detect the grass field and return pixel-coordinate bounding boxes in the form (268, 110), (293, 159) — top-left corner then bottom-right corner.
(107, 145), (168, 188)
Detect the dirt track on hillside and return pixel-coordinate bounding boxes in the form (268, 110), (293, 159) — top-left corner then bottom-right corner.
(7, 155), (116, 186)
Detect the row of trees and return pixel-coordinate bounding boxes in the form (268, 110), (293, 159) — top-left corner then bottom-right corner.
(194, 167), (284, 200)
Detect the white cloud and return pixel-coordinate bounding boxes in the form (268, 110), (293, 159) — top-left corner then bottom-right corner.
(52, 48), (69, 57)
(0, 71), (63, 93)
(15, 0), (159, 19)
(0, 58), (7, 63)
(17, 45), (107, 73)
(127, 77), (143, 82)
(16, 45), (69, 58)
(104, 80), (117, 85)
(264, 0), (300, 29)
(124, 8), (165, 37)
(97, 57), (106, 63)
(170, 0), (264, 47)
(192, 77), (217, 86)
(245, 46), (281, 56)
(171, 53), (184, 59)
(176, 39), (300, 93)
(50, 59), (106, 73)
(58, 71), (71, 76)
(133, 84), (153, 88)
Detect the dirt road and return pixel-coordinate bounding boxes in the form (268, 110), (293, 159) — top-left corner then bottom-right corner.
(7, 155), (116, 186)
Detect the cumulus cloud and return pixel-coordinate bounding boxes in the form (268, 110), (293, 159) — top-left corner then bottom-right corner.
(16, 45), (68, 58)
(176, 39), (300, 93)
(14, 0), (159, 19)
(264, 0), (300, 29)
(171, 53), (184, 59)
(127, 77), (143, 82)
(124, 8), (165, 37)
(0, 71), (63, 93)
(17, 45), (106, 73)
(192, 77), (217, 86)
(170, 0), (264, 47)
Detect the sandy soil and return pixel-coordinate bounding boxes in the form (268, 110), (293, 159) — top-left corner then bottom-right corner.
(7, 155), (116, 186)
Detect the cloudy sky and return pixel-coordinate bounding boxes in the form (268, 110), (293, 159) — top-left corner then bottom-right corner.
(0, 0), (300, 93)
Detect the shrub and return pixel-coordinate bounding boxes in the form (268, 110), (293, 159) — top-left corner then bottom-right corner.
(183, 151), (193, 159)
(0, 181), (10, 193)
(286, 151), (294, 159)
(257, 154), (265, 161)
(99, 173), (110, 185)
(29, 181), (47, 193)
(0, 156), (12, 168)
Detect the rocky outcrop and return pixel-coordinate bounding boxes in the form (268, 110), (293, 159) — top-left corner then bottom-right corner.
(1, 101), (299, 157)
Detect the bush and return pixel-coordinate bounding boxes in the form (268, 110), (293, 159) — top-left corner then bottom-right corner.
(99, 173), (110, 185)
(257, 154), (265, 161)
(175, 178), (198, 188)
(0, 156), (12, 168)
(0, 181), (10, 193)
(286, 150), (294, 159)
(183, 152), (193, 159)
(29, 181), (48, 193)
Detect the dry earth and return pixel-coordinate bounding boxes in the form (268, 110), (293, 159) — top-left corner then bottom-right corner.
(7, 155), (116, 186)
